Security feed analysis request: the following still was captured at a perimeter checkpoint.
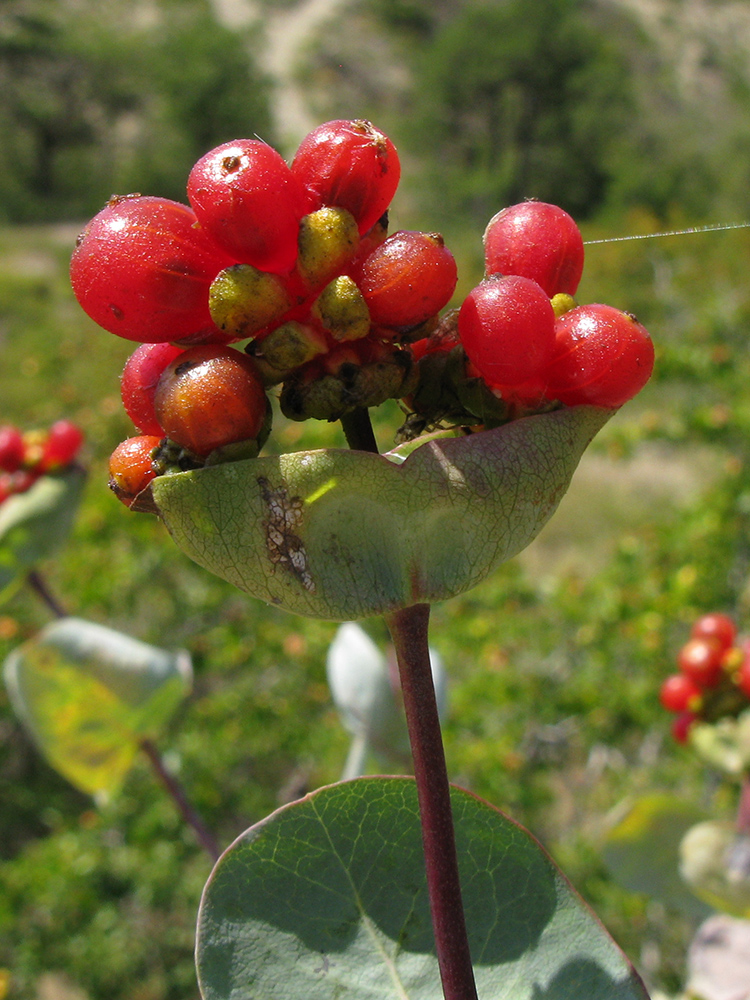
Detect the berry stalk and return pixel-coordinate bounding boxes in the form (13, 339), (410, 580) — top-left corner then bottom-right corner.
(385, 603), (478, 1000)
(139, 738), (221, 861)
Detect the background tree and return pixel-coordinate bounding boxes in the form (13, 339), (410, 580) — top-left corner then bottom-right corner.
(0, 0), (271, 222)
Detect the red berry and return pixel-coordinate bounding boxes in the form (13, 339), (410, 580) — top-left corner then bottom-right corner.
(154, 345), (267, 457)
(671, 711), (696, 744)
(737, 650), (750, 699)
(0, 425), (25, 472)
(71, 195), (235, 343)
(39, 420), (84, 471)
(690, 612), (736, 653)
(291, 119), (400, 235)
(541, 304), (654, 408)
(356, 231), (457, 330)
(108, 435), (161, 507)
(457, 275), (556, 393)
(121, 343), (185, 436)
(660, 673), (703, 713)
(483, 202), (585, 298)
(677, 638), (724, 689)
(187, 140), (309, 273)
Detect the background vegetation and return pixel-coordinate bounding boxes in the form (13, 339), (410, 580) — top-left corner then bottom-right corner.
(2, 0), (750, 997)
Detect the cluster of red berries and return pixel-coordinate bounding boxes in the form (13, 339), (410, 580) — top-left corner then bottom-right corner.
(0, 420), (84, 505)
(660, 613), (750, 743)
(68, 118), (654, 508)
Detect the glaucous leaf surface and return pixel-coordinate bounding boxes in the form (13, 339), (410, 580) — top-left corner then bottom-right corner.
(150, 406), (611, 620)
(197, 777), (650, 1000)
(4, 617), (192, 797)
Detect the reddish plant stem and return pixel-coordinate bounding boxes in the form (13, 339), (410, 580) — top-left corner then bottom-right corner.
(385, 603), (478, 1000)
(26, 569), (67, 619)
(139, 737), (221, 861)
(340, 407), (379, 453)
(737, 773), (750, 836)
(24, 569), (220, 861)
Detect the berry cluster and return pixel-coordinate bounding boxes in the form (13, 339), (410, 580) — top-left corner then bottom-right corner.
(0, 420), (84, 505)
(660, 613), (750, 743)
(68, 118), (654, 508)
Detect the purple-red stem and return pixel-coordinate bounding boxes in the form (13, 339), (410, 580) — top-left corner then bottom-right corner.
(24, 569), (220, 861)
(139, 738), (221, 861)
(385, 603), (479, 1000)
(26, 569), (67, 619)
(737, 774), (750, 836)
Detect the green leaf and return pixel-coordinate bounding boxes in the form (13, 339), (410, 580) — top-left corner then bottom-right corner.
(689, 712), (750, 775)
(602, 794), (712, 919)
(0, 467), (86, 597)
(3, 617), (192, 798)
(197, 777), (649, 1000)
(679, 821), (750, 918)
(151, 406), (611, 620)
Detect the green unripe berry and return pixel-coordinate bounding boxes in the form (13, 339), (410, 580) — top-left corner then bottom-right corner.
(312, 276), (371, 342)
(297, 207), (360, 290)
(257, 322), (328, 373)
(550, 292), (577, 318)
(209, 264), (292, 339)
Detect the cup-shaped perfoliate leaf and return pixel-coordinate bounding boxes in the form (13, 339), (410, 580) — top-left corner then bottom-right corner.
(150, 405), (611, 620)
(326, 622), (446, 758)
(196, 777), (649, 1000)
(4, 617), (192, 798)
(0, 468), (86, 597)
(679, 821), (750, 918)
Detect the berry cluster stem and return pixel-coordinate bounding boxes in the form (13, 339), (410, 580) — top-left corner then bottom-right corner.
(340, 407), (379, 453)
(385, 603), (478, 1000)
(139, 738), (221, 860)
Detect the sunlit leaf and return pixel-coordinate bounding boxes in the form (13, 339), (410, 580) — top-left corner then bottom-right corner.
(196, 777), (649, 1000)
(680, 820), (750, 918)
(0, 468), (86, 598)
(150, 406), (611, 620)
(326, 622), (447, 771)
(4, 617), (192, 798)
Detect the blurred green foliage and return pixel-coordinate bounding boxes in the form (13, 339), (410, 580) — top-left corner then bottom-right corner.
(0, 0), (271, 222)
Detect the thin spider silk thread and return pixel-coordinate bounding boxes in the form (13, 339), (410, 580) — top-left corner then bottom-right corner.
(584, 221), (750, 245)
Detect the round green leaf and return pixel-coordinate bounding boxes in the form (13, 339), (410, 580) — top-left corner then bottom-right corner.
(0, 467), (86, 598)
(4, 617), (192, 798)
(197, 777), (649, 1000)
(150, 406), (611, 620)
(602, 794), (712, 919)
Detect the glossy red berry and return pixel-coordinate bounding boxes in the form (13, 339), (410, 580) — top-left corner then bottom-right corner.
(108, 435), (161, 507)
(40, 420), (84, 471)
(154, 345), (267, 457)
(356, 231), (457, 330)
(677, 637), (724, 689)
(690, 612), (736, 653)
(187, 140), (309, 273)
(483, 201), (585, 298)
(672, 711), (696, 744)
(291, 119), (400, 235)
(660, 673), (703, 713)
(0, 425), (25, 472)
(541, 304), (654, 408)
(71, 195), (235, 343)
(458, 274), (556, 393)
(121, 343), (185, 436)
